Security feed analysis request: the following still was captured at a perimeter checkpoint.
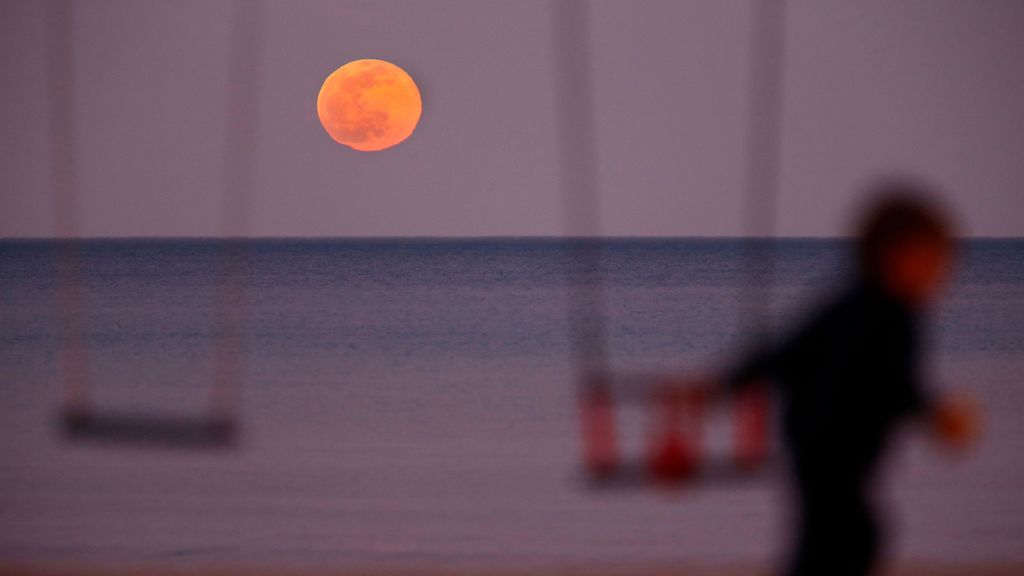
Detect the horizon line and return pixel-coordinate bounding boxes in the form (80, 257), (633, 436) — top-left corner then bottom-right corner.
(1, 234), (1020, 241)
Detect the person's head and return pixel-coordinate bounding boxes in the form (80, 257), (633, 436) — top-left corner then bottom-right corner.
(854, 178), (956, 307)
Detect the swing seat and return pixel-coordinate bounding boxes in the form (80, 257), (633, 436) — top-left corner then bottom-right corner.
(648, 432), (700, 483)
(578, 371), (772, 489)
(60, 408), (238, 449)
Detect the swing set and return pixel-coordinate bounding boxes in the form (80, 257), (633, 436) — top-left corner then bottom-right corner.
(48, 0), (788, 489)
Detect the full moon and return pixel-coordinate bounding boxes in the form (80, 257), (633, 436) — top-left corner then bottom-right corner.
(317, 59), (422, 152)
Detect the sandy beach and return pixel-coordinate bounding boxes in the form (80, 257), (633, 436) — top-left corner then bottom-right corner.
(4, 562), (1024, 576)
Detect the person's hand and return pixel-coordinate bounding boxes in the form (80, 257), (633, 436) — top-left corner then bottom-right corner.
(930, 393), (981, 455)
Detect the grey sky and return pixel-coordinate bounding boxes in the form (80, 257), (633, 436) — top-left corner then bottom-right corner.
(2, 0), (1023, 238)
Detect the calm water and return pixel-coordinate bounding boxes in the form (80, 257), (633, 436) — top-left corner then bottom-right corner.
(1, 238), (1022, 568)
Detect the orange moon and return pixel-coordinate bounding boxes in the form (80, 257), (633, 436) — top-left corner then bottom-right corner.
(317, 59), (422, 152)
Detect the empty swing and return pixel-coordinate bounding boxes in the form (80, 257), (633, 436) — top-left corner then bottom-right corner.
(579, 376), (772, 486)
(556, 0), (787, 487)
(48, 0), (264, 449)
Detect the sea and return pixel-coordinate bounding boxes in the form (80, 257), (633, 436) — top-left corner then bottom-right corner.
(1, 238), (1022, 569)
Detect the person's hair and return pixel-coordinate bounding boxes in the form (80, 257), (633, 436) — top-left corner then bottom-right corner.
(854, 177), (955, 281)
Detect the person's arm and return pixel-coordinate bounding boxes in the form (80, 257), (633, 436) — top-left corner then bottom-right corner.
(719, 290), (846, 399)
(723, 340), (781, 394)
(900, 321), (980, 454)
(721, 306), (823, 396)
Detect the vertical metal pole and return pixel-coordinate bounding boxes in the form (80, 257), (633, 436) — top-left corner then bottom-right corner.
(552, 0), (617, 476)
(212, 0), (264, 425)
(48, 0), (91, 416)
(552, 0), (607, 379)
(741, 0), (787, 335)
(734, 0), (787, 470)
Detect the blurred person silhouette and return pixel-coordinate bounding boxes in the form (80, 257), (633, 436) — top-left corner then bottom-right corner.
(713, 177), (979, 576)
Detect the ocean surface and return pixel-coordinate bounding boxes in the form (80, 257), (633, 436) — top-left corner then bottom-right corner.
(1, 238), (1022, 569)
